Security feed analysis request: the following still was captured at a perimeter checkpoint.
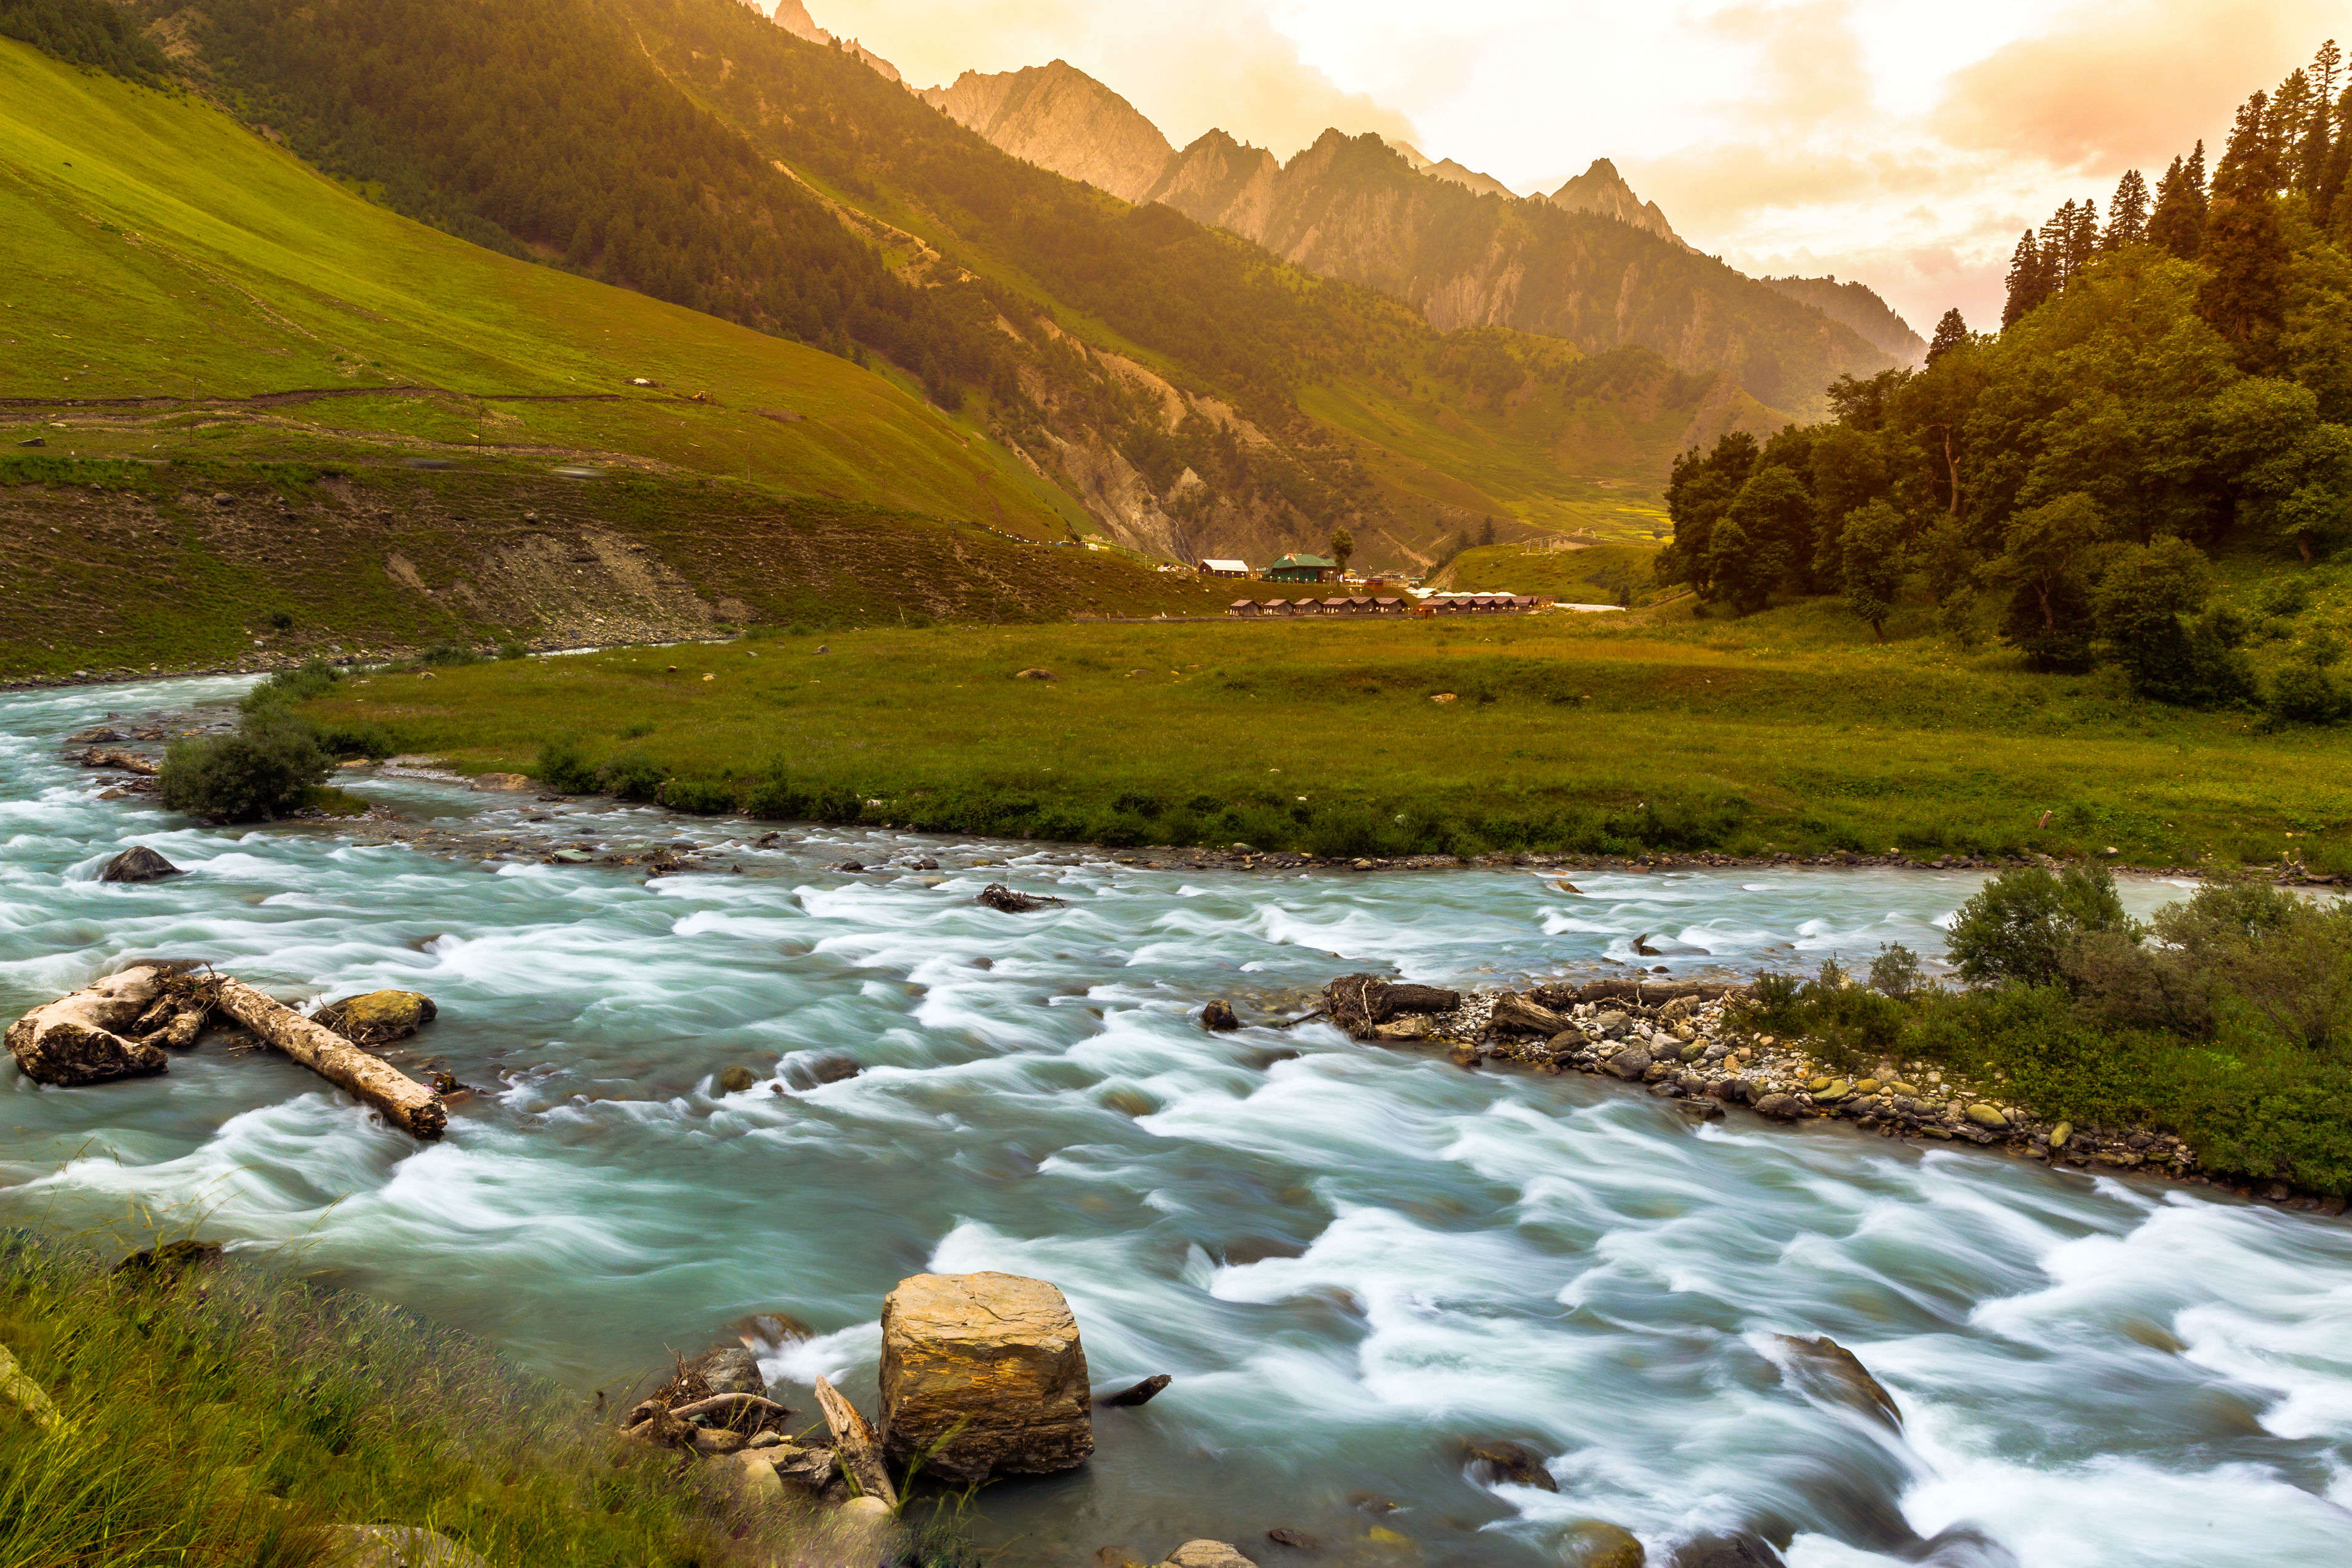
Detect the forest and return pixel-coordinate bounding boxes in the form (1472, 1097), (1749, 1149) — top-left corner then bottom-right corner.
(1656, 41), (2352, 721)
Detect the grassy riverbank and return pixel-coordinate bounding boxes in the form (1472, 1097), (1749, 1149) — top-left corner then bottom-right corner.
(291, 615), (2352, 871)
(0, 1234), (781, 1567)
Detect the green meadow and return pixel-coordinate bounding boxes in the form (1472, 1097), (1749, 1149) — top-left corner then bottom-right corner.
(294, 609), (2352, 871)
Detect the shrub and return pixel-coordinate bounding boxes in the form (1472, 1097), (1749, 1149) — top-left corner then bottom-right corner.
(2264, 662), (2352, 726)
(595, 750), (666, 802)
(313, 720), (397, 759)
(159, 711), (331, 822)
(661, 777), (737, 815)
(239, 658), (341, 713)
(1946, 863), (2135, 986)
(419, 642), (487, 667)
(534, 738), (597, 794)
(1868, 943), (1923, 999)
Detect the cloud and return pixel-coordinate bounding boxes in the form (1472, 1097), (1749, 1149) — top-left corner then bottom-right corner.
(798, 0), (1419, 156)
(1932, 0), (2345, 170)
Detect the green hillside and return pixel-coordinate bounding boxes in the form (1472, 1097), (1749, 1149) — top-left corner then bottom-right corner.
(0, 36), (1071, 529)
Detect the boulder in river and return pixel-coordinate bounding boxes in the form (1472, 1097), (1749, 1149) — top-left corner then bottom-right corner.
(1668, 1532), (1786, 1567)
(1559, 1521), (1645, 1567)
(717, 1065), (757, 1094)
(878, 1271), (1093, 1481)
(1200, 999), (1242, 1032)
(1770, 1334), (1901, 1430)
(1464, 1438), (1558, 1490)
(689, 1345), (768, 1398)
(314, 990), (438, 1047)
(1604, 1047), (1652, 1082)
(979, 883), (1062, 913)
(1752, 1094), (1806, 1121)
(6, 966), (174, 1085)
(100, 846), (180, 883)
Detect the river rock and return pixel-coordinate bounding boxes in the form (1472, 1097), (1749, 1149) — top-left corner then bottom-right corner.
(1603, 1047), (1651, 1082)
(771, 1441), (842, 1496)
(879, 1271), (1093, 1481)
(1772, 1335), (1901, 1430)
(1201, 999), (1242, 1032)
(1464, 1438), (1557, 1491)
(1669, 1533), (1786, 1567)
(6, 965), (173, 1086)
(1591, 1010), (1632, 1040)
(1161, 1544), (1259, 1568)
(1964, 1103), (2010, 1130)
(315, 990), (438, 1046)
(1560, 1520), (1645, 1567)
(100, 846), (180, 883)
(690, 1345), (767, 1397)
(1753, 1094), (1805, 1121)
(717, 1065), (757, 1094)
(470, 773), (532, 791)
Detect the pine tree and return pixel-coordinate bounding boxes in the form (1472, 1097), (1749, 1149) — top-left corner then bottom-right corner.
(2002, 230), (2052, 327)
(1926, 308), (1968, 363)
(2200, 93), (2290, 369)
(2065, 198), (2100, 279)
(2105, 169), (2150, 249)
(2326, 86), (2352, 230)
(2149, 156), (2202, 259)
(2186, 140), (2210, 221)
(2039, 201), (2077, 290)
(2298, 46), (2339, 198)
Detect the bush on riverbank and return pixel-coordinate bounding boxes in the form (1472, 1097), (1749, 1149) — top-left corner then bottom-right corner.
(159, 708), (333, 822)
(0, 1233), (783, 1568)
(1749, 869), (2352, 1193)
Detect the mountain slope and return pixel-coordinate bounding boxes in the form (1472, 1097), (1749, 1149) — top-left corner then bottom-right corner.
(1757, 275), (1927, 364)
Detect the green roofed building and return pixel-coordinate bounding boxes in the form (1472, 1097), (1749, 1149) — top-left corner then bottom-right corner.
(1264, 553), (1336, 583)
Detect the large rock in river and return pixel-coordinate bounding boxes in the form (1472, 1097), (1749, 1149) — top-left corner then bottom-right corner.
(100, 846), (180, 883)
(5, 966), (173, 1085)
(315, 990), (438, 1046)
(878, 1271), (1093, 1482)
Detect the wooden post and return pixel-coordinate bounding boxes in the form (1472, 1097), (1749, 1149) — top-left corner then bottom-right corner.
(214, 979), (447, 1141)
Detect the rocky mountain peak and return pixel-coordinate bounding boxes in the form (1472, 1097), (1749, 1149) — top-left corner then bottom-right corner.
(1547, 158), (1688, 250)
(764, 1), (901, 83)
(922, 60), (1173, 203)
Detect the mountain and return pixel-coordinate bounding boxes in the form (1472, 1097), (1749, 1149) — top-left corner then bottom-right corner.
(1546, 158), (1687, 250)
(1142, 128), (1890, 412)
(761, 0), (899, 81)
(1384, 139), (1517, 200)
(1758, 275), (1927, 364)
(919, 55), (1892, 412)
(923, 60), (1171, 204)
(61, 0), (1790, 582)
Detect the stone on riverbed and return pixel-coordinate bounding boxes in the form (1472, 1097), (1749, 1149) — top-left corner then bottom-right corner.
(1753, 1094), (1806, 1121)
(1200, 999), (1242, 1032)
(1559, 1521), (1645, 1567)
(1771, 1334), (1901, 1430)
(1603, 1047), (1652, 1082)
(100, 846), (180, 883)
(314, 990), (438, 1046)
(879, 1271), (1093, 1481)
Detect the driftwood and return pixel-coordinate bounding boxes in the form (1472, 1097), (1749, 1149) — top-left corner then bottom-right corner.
(1533, 978), (1751, 1011)
(669, 1392), (792, 1428)
(214, 978), (447, 1141)
(1487, 994), (1572, 1036)
(1098, 1374), (1171, 1408)
(976, 884), (1061, 913)
(1322, 974), (1461, 1039)
(813, 1374), (897, 1508)
(6, 966), (180, 1084)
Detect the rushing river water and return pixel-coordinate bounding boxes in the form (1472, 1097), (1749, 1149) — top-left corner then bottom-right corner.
(3, 675), (2351, 1567)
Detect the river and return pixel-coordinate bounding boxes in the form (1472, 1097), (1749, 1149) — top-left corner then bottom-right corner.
(2, 674), (2349, 1568)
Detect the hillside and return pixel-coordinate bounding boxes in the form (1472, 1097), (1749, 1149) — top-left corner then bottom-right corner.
(921, 60), (1171, 203)
(0, 35), (1226, 678)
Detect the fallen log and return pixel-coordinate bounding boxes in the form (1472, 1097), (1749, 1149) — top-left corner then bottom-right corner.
(213, 978), (446, 1141)
(1533, 978), (1751, 1010)
(6, 966), (176, 1085)
(1321, 974), (1461, 1039)
(813, 1374), (897, 1508)
(669, 1392), (793, 1428)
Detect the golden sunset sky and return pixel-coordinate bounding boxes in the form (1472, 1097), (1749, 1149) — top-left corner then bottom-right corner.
(795, 0), (2342, 335)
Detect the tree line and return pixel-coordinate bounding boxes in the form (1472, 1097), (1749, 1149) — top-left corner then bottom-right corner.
(1658, 40), (2352, 721)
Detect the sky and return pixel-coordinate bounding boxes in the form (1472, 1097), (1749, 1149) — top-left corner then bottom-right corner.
(796, 0), (2343, 335)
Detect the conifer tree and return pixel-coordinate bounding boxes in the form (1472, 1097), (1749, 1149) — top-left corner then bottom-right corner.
(2200, 93), (2290, 370)
(2065, 198), (2100, 278)
(2105, 169), (2150, 248)
(2040, 201), (2078, 290)
(2297, 46), (2338, 197)
(2001, 231), (2051, 327)
(2326, 86), (2352, 230)
(2149, 155), (2203, 258)
(1926, 308), (1968, 363)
